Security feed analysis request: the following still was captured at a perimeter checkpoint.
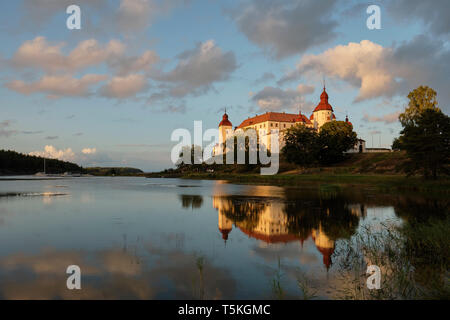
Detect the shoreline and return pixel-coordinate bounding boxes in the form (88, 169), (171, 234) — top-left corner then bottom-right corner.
(146, 172), (450, 193)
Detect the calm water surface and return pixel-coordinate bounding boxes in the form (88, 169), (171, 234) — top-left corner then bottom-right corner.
(0, 176), (428, 299)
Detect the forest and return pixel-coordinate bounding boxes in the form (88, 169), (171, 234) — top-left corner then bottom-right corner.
(0, 149), (82, 175)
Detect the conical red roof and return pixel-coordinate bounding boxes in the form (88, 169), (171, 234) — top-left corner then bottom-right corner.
(313, 87), (333, 112)
(219, 113), (232, 127)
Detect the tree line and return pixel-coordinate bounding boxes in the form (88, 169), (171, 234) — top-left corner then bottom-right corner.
(0, 149), (82, 175)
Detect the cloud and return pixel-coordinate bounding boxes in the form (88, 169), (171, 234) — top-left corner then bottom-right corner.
(117, 0), (154, 32)
(17, 0), (188, 36)
(82, 148), (97, 154)
(11, 37), (125, 73)
(6, 74), (107, 98)
(29, 145), (76, 162)
(45, 136), (59, 140)
(18, 0), (110, 30)
(0, 120), (17, 137)
(154, 40), (237, 97)
(112, 50), (160, 76)
(296, 84), (315, 95)
(280, 36), (450, 107)
(386, 0), (450, 37)
(100, 74), (148, 99)
(253, 72), (276, 85)
(116, 0), (189, 33)
(251, 85), (314, 112)
(363, 111), (401, 124)
(229, 0), (338, 59)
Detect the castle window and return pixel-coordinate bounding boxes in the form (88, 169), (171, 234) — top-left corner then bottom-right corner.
(270, 123), (273, 127)
(275, 123), (278, 127)
(283, 124), (286, 128)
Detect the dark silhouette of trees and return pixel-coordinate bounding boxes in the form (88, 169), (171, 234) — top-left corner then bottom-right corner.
(393, 86), (449, 179)
(0, 149), (81, 174)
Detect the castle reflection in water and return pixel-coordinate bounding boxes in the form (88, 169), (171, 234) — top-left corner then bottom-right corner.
(212, 189), (367, 270)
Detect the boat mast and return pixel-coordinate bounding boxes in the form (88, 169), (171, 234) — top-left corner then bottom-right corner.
(44, 158), (46, 174)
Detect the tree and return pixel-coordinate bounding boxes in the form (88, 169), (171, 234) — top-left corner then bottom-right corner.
(281, 125), (318, 166)
(177, 144), (203, 167)
(399, 86), (440, 126)
(317, 121), (357, 165)
(396, 109), (450, 179)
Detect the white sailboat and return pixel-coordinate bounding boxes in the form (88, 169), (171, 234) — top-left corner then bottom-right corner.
(35, 158), (47, 176)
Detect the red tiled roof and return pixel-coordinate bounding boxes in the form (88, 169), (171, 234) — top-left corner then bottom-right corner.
(219, 113), (232, 127)
(237, 112), (311, 129)
(313, 88), (333, 112)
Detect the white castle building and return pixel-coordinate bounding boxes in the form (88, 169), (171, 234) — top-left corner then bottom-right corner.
(215, 86), (367, 154)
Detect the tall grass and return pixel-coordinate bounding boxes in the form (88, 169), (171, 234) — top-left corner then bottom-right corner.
(333, 217), (449, 299)
(271, 258), (285, 300)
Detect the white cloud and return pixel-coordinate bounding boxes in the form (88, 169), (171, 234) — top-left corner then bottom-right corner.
(280, 36), (450, 108)
(295, 40), (394, 101)
(11, 37), (125, 73)
(100, 74), (148, 99)
(82, 148), (97, 154)
(6, 74), (107, 98)
(29, 145), (76, 162)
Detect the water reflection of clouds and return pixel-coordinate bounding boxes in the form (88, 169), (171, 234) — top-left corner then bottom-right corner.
(251, 242), (319, 265)
(0, 245), (236, 299)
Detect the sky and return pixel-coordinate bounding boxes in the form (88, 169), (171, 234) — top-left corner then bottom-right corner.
(0, 0), (449, 171)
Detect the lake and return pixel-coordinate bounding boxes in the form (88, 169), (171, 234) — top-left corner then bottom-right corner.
(0, 176), (444, 299)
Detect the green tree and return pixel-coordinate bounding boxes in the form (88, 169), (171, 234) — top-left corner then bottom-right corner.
(281, 125), (318, 166)
(399, 86), (440, 126)
(396, 109), (450, 179)
(317, 121), (357, 165)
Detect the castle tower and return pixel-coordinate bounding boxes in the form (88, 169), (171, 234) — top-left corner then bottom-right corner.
(311, 225), (336, 270)
(312, 86), (335, 130)
(218, 111), (233, 154)
(218, 211), (233, 241)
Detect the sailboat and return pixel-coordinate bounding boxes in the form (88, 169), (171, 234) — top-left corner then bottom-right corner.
(35, 158), (47, 176)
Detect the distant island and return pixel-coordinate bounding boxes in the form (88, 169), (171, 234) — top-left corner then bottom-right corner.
(84, 167), (143, 176)
(0, 149), (143, 176)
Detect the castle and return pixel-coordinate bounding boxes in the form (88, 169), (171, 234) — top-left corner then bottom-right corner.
(213, 193), (367, 270)
(216, 86), (367, 154)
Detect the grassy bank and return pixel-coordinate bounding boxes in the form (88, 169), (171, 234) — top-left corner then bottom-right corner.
(146, 152), (449, 193)
(149, 172), (449, 193)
